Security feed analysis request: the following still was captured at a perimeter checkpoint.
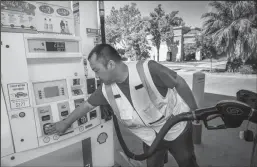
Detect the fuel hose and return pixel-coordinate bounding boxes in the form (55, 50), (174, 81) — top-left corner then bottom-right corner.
(112, 112), (193, 161)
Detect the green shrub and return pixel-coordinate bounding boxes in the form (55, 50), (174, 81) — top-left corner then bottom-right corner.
(239, 65), (257, 74)
(226, 57), (243, 72)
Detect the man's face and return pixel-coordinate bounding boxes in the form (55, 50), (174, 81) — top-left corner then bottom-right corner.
(89, 53), (114, 85)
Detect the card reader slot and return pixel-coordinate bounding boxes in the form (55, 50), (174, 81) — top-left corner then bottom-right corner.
(59, 130), (74, 136)
(42, 115), (50, 121)
(89, 110), (97, 120)
(85, 124), (92, 129)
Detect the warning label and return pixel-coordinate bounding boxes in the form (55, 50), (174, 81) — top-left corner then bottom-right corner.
(7, 83), (31, 109)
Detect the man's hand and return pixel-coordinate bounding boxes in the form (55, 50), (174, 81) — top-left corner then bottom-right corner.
(48, 119), (71, 135)
(46, 101), (96, 135)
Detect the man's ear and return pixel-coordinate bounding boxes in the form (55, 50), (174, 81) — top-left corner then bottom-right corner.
(107, 60), (116, 70)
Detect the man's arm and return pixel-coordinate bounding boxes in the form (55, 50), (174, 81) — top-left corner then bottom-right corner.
(64, 101), (96, 125)
(65, 84), (109, 125)
(174, 75), (198, 110)
(148, 60), (198, 110)
(50, 84), (109, 134)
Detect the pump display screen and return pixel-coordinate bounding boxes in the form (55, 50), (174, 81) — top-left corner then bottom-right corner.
(44, 86), (59, 98)
(46, 42), (66, 51)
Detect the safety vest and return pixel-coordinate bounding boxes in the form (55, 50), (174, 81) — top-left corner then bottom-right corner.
(102, 60), (190, 146)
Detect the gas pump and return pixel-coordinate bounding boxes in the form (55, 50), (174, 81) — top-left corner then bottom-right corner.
(1, 1), (114, 167)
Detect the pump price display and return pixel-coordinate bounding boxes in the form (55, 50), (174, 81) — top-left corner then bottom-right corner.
(46, 42), (66, 52)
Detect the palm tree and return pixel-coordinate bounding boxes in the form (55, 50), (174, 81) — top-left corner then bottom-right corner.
(162, 11), (184, 53)
(201, 1), (257, 68)
(144, 5), (184, 62)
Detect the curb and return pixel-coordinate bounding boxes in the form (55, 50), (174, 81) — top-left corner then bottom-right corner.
(163, 64), (226, 68)
(177, 70), (257, 79)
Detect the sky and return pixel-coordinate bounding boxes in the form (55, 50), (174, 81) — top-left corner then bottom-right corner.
(104, 1), (211, 28)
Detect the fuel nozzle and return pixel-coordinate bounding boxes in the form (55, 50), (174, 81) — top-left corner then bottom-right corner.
(193, 100), (254, 130)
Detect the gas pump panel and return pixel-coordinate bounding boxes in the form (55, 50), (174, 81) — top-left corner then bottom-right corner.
(1, 32), (102, 149)
(74, 98), (87, 127)
(57, 101), (73, 130)
(1, 1), (115, 167)
(37, 105), (54, 136)
(87, 78), (96, 94)
(70, 78), (84, 96)
(27, 39), (79, 53)
(71, 78), (84, 96)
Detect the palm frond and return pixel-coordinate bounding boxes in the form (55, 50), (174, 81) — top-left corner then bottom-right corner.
(201, 12), (219, 19)
(208, 1), (227, 12)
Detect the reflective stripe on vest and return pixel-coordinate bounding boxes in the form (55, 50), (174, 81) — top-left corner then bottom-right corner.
(136, 60), (160, 110)
(105, 84), (126, 124)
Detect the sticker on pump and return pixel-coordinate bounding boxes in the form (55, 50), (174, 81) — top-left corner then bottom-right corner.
(7, 83), (31, 109)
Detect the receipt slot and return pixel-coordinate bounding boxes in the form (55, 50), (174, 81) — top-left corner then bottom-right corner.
(1, 32), (114, 167)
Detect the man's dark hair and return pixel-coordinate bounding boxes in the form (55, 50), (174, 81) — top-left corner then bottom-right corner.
(88, 44), (122, 67)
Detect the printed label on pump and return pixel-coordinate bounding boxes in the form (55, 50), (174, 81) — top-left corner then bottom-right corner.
(7, 83), (31, 109)
(1, 1), (37, 30)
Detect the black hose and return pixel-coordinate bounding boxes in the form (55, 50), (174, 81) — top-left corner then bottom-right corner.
(113, 112), (193, 161)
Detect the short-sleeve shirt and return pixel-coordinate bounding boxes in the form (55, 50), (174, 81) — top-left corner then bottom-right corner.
(88, 60), (177, 107)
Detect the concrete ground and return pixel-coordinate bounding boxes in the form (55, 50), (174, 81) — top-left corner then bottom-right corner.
(160, 60), (227, 69)
(16, 68), (256, 167)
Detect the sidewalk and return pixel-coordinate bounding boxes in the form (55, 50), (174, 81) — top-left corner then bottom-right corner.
(177, 69), (257, 79)
(160, 61), (227, 69)
(161, 61), (257, 79)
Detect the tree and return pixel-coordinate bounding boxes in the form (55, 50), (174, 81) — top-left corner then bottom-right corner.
(201, 1), (257, 71)
(145, 4), (164, 62)
(145, 4), (183, 61)
(184, 43), (197, 60)
(105, 3), (151, 60)
(162, 11), (184, 52)
(195, 34), (220, 72)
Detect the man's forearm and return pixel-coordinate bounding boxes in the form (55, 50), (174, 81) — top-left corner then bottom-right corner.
(175, 76), (198, 110)
(65, 101), (95, 125)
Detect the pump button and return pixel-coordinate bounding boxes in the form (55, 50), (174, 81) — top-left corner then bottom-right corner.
(53, 135), (59, 140)
(79, 126), (84, 132)
(19, 112), (25, 118)
(61, 105), (66, 109)
(89, 110), (97, 120)
(43, 137), (50, 143)
(38, 91), (42, 98)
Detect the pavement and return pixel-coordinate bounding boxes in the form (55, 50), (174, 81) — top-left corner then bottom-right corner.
(161, 60), (257, 80)
(160, 60), (227, 69)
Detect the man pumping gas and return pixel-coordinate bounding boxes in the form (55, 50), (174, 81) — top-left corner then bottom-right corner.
(48, 44), (199, 167)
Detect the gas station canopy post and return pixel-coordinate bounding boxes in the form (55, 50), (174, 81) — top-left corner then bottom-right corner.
(99, 1), (106, 44)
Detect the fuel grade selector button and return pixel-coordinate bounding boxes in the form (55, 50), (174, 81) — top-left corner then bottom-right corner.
(43, 137), (50, 143)
(53, 135), (60, 140)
